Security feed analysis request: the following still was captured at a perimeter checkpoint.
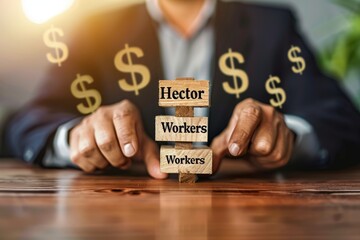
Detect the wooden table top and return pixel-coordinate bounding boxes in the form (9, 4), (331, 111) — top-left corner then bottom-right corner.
(0, 159), (360, 240)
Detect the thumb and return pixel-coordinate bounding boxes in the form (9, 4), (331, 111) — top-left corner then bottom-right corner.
(210, 131), (229, 173)
(142, 137), (168, 179)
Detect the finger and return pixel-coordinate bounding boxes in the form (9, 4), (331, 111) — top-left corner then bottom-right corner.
(283, 130), (295, 165)
(69, 127), (79, 163)
(70, 128), (97, 173)
(142, 137), (168, 179)
(113, 108), (139, 158)
(276, 129), (295, 167)
(93, 119), (130, 168)
(210, 132), (228, 173)
(228, 105), (262, 157)
(249, 111), (279, 157)
(75, 159), (97, 173)
(77, 127), (109, 170)
(251, 124), (289, 169)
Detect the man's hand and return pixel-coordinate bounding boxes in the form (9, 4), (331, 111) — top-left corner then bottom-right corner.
(211, 98), (295, 173)
(69, 100), (167, 179)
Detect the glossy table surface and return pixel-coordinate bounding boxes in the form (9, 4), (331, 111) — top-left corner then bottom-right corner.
(0, 159), (360, 240)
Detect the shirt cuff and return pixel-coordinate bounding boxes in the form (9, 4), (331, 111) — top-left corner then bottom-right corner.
(43, 118), (81, 168)
(284, 114), (328, 168)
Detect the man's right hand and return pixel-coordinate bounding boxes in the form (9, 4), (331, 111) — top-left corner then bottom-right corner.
(69, 100), (167, 179)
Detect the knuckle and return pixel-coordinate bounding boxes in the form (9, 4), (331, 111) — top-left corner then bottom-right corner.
(278, 114), (285, 122)
(266, 105), (277, 118)
(70, 125), (80, 137)
(276, 111), (285, 122)
(113, 108), (133, 121)
(98, 139), (116, 152)
(94, 106), (107, 116)
(235, 99), (255, 112)
(242, 106), (261, 120)
(244, 98), (255, 104)
(235, 103), (242, 112)
(119, 99), (134, 109)
(118, 129), (135, 142)
(254, 142), (272, 156)
(70, 153), (80, 164)
(94, 112), (108, 122)
(235, 99), (254, 111)
(274, 119), (281, 130)
(81, 116), (92, 125)
(274, 114), (286, 128)
(273, 151), (284, 162)
(79, 145), (96, 158)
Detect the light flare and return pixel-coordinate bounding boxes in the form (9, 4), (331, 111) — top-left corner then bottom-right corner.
(21, 0), (75, 24)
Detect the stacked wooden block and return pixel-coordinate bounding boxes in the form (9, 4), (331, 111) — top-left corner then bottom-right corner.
(155, 78), (213, 183)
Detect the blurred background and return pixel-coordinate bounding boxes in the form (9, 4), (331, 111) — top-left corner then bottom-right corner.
(0, 0), (359, 153)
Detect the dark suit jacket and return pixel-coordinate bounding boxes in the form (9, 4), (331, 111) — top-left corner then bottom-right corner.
(5, 2), (360, 168)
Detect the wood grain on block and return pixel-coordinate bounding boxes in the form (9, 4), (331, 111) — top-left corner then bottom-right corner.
(179, 172), (198, 183)
(155, 116), (208, 142)
(158, 80), (210, 107)
(175, 142), (192, 149)
(160, 146), (212, 174)
(175, 106), (194, 116)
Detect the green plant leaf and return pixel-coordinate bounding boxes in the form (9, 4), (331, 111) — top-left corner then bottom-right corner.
(332, 0), (360, 13)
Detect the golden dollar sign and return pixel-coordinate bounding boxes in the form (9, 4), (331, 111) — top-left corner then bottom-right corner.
(71, 74), (102, 114)
(43, 26), (69, 67)
(265, 75), (287, 109)
(114, 44), (150, 96)
(288, 45), (306, 75)
(219, 48), (249, 99)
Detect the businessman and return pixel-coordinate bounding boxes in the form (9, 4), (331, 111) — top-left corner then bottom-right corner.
(5, 0), (360, 179)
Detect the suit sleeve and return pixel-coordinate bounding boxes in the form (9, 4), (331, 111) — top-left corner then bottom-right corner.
(4, 20), (102, 165)
(278, 11), (360, 168)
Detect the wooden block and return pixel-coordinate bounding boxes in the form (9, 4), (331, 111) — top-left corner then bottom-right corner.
(155, 116), (208, 142)
(160, 146), (212, 174)
(179, 172), (198, 183)
(158, 80), (210, 107)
